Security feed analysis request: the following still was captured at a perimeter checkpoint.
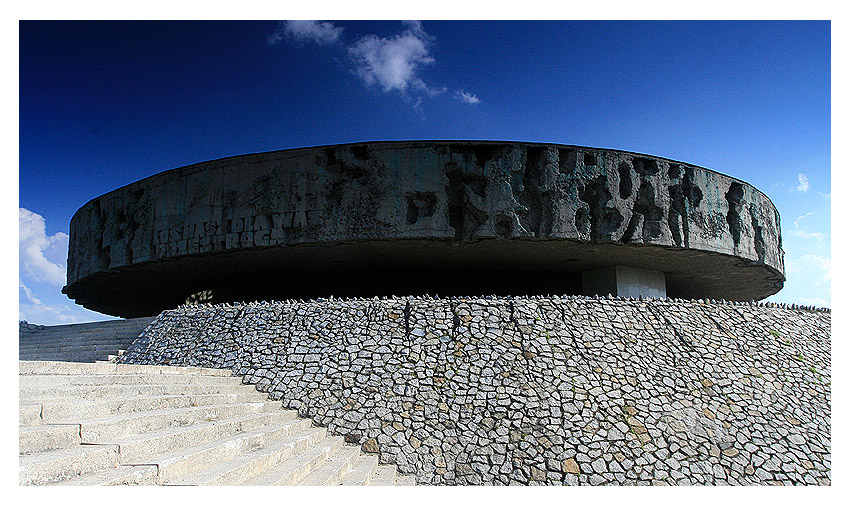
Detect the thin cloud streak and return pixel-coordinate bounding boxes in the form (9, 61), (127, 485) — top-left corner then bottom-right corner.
(788, 211), (825, 241)
(455, 90), (481, 104)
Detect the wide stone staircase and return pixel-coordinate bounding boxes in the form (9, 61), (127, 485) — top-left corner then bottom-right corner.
(19, 361), (415, 486)
(19, 318), (155, 363)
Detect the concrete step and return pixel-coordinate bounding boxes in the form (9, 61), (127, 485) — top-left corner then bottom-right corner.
(20, 339), (143, 346)
(20, 317), (153, 333)
(20, 404), (41, 426)
(20, 424), (81, 454)
(240, 435), (345, 485)
(40, 392), (266, 422)
(19, 332), (146, 341)
(19, 360), (413, 486)
(20, 341), (129, 347)
(19, 353), (119, 359)
(19, 350), (123, 358)
(20, 328), (135, 334)
(395, 474), (417, 485)
(19, 346), (125, 352)
(20, 340), (137, 348)
(146, 417), (314, 483)
(18, 351), (120, 363)
(20, 444), (120, 485)
(340, 454), (379, 485)
(19, 361), (231, 376)
(369, 463), (399, 485)
(19, 317), (155, 364)
(76, 401), (283, 443)
(20, 340), (136, 348)
(113, 411), (299, 464)
(167, 426), (327, 485)
(20, 382), (260, 403)
(298, 444), (362, 486)
(20, 339), (128, 344)
(20, 332), (136, 341)
(19, 373), (244, 387)
(20, 351), (121, 359)
(18, 327), (144, 343)
(55, 464), (159, 486)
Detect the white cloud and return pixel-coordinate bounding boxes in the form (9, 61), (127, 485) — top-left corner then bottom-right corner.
(18, 209), (116, 325)
(788, 229), (825, 241)
(796, 173), (809, 192)
(273, 21), (478, 113)
(20, 280), (42, 305)
(268, 20), (343, 46)
(348, 21), (446, 98)
(19, 280), (81, 325)
(788, 212), (825, 241)
(19, 207), (67, 286)
(786, 254), (831, 281)
(773, 253), (831, 308)
(454, 90), (481, 105)
(793, 212), (813, 226)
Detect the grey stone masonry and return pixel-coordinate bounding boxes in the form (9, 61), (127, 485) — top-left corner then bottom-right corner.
(120, 296), (830, 485)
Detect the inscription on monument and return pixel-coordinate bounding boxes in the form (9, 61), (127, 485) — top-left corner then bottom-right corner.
(154, 209), (325, 258)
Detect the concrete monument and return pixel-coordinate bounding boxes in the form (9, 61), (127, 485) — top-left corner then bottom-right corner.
(63, 141), (784, 317)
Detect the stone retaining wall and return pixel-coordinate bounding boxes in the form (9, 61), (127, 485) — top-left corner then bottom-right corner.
(120, 296), (830, 485)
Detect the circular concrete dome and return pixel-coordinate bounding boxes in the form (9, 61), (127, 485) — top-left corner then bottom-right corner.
(63, 141), (785, 317)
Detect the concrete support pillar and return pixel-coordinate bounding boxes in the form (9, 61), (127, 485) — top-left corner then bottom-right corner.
(582, 266), (666, 299)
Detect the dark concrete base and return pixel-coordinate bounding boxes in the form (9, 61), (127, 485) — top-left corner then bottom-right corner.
(66, 238), (784, 317)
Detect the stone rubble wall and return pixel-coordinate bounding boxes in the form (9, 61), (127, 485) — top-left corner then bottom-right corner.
(120, 296), (830, 485)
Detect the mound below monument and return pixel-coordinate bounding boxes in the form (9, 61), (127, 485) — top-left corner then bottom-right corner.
(121, 295), (830, 485)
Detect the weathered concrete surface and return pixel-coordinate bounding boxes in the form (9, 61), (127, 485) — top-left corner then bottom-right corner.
(64, 141), (784, 317)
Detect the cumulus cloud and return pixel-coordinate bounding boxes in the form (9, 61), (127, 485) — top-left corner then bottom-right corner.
(271, 21), (479, 112)
(19, 207), (67, 286)
(454, 90), (481, 105)
(348, 21), (441, 95)
(268, 20), (343, 46)
(18, 208), (115, 325)
(797, 173), (809, 192)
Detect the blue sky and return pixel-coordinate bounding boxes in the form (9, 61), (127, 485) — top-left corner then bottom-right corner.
(18, 20), (831, 324)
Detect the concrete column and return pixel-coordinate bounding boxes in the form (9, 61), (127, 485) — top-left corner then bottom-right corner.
(582, 266), (666, 299)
